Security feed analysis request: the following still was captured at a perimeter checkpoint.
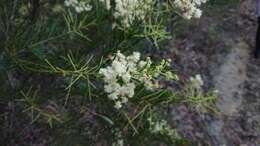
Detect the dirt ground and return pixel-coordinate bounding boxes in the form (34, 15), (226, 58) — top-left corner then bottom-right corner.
(166, 1), (260, 146)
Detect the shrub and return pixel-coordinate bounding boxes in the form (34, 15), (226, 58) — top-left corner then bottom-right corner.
(0, 0), (216, 145)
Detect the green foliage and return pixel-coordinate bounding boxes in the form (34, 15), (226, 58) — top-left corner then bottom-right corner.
(0, 0), (219, 145)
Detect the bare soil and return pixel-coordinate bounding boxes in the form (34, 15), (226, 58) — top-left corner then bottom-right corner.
(167, 1), (260, 146)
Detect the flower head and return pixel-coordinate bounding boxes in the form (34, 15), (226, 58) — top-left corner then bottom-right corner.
(99, 51), (178, 109)
(64, 0), (92, 13)
(174, 0), (208, 19)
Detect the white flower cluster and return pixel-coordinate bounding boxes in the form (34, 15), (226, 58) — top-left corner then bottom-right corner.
(100, 0), (154, 27)
(174, 0), (208, 19)
(64, 0), (92, 13)
(190, 74), (204, 89)
(99, 51), (139, 109)
(64, 0), (207, 26)
(148, 117), (180, 139)
(99, 51), (176, 109)
(115, 0), (154, 27)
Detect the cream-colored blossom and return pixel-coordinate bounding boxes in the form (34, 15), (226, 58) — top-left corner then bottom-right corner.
(64, 0), (92, 13)
(190, 74), (204, 89)
(99, 50), (177, 109)
(114, 101), (122, 109)
(173, 0), (208, 19)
